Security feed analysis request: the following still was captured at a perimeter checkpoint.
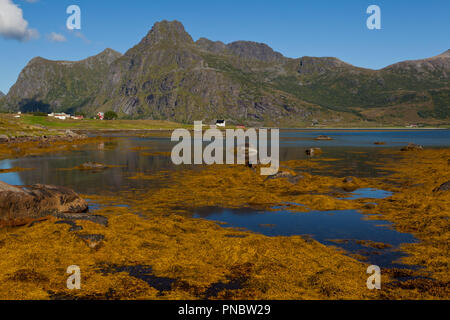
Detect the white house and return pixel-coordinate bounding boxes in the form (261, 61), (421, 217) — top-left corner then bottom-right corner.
(48, 112), (70, 120)
(216, 120), (226, 127)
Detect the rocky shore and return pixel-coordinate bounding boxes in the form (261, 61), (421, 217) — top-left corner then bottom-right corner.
(0, 130), (87, 144)
(0, 181), (89, 227)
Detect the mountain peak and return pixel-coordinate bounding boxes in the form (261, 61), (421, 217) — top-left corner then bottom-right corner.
(143, 20), (193, 46)
(88, 48), (122, 64)
(196, 38), (227, 53)
(226, 41), (284, 62)
(99, 48), (121, 56)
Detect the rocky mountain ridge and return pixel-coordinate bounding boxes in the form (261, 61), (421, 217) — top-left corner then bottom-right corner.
(1, 20), (448, 125)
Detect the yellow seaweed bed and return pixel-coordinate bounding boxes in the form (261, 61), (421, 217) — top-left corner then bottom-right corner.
(0, 146), (448, 300)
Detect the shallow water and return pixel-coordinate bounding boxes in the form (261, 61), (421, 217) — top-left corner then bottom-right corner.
(340, 188), (393, 200)
(2, 129), (449, 192)
(1, 129), (448, 268)
(193, 207), (417, 269)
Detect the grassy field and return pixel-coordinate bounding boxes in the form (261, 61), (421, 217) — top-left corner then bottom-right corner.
(1, 114), (448, 137)
(0, 114), (190, 136)
(20, 115), (189, 130)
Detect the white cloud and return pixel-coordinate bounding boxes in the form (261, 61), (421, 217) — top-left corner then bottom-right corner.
(0, 0), (39, 41)
(48, 32), (66, 42)
(74, 31), (91, 44)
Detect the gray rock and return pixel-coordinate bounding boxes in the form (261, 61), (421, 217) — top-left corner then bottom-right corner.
(53, 212), (108, 227)
(401, 143), (423, 151)
(0, 134), (9, 143)
(0, 181), (89, 226)
(65, 130), (79, 137)
(78, 162), (107, 170)
(434, 181), (450, 192)
(265, 171), (303, 184)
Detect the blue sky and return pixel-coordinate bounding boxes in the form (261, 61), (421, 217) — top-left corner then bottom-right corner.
(0, 0), (449, 93)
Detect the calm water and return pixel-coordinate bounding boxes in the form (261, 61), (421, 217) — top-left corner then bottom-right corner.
(194, 207), (416, 268)
(1, 129), (448, 268)
(2, 129), (449, 192)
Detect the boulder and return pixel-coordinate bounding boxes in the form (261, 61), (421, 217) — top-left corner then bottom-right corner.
(0, 181), (88, 226)
(401, 143), (423, 151)
(65, 130), (79, 137)
(265, 171), (303, 184)
(433, 181), (450, 192)
(0, 134), (9, 143)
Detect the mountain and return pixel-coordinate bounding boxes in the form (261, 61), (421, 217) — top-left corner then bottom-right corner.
(88, 20), (326, 125)
(1, 49), (122, 114)
(1, 20), (449, 125)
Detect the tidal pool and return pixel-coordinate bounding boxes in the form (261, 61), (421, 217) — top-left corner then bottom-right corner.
(194, 207), (417, 269)
(341, 188), (393, 200)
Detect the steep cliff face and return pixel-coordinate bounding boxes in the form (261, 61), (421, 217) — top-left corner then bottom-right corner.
(2, 20), (449, 125)
(2, 49), (122, 113)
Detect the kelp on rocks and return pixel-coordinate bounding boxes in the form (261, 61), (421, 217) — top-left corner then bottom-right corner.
(0, 145), (448, 299)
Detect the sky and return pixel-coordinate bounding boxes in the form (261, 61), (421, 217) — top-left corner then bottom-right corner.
(0, 0), (449, 94)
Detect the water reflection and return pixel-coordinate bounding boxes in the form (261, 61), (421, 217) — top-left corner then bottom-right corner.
(194, 207), (417, 268)
(0, 129), (449, 194)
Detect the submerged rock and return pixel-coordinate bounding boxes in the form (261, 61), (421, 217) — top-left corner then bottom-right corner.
(374, 142), (386, 145)
(363, 203), (377, 209)
(433, 181), (450, 192)
(401, 143), (423, 151)
(0, 181), (88, 226)
(315, 135), (333, 141)
(343, 177), (355, 184)
(342, 177), (359, 192)
(78, 162), (107, 170)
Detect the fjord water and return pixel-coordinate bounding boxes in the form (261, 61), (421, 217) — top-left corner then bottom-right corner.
(2, 129), (449, 190)
(1, 129), (449, 267)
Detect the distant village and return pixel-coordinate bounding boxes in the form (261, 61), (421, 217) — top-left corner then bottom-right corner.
(9, 111), (427, 128)
(11, 111), (106, 120)
(46, 112), (105, 120)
